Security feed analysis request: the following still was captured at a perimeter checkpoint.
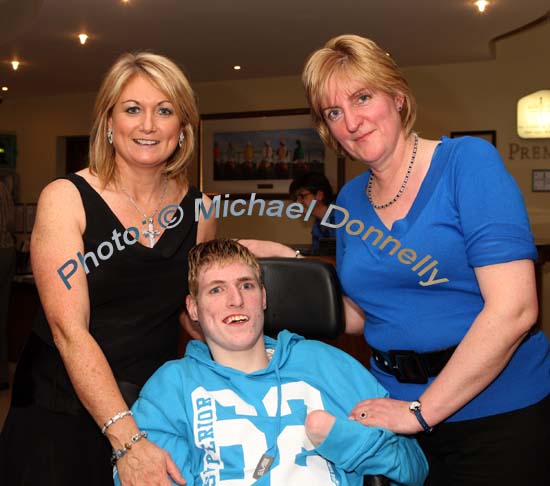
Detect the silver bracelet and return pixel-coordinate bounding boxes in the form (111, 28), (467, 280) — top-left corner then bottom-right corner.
(101, 410), (133, 435)
(295, 249), (301, 258)
(111, 431), (148, 466)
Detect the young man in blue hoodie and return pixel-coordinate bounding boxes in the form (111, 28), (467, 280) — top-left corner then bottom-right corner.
(114, 239), (427, 486)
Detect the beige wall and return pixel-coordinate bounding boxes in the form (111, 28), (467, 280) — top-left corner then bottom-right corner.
(0, 93), (95, 201)
(1, 19), (549, 332)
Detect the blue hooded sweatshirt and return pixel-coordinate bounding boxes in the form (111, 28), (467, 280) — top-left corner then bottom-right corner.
(114, 331), (427, 485)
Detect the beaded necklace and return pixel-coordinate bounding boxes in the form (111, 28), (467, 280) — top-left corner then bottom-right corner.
(366, 133), (419, 210)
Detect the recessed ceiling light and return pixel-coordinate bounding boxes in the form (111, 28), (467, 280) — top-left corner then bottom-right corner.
(78, 33), (89, 45)
(233, 65), (241, 71)
(11, 60), (20, 71)
(1, 87), (8, 92)
(474, 0), (489, 13)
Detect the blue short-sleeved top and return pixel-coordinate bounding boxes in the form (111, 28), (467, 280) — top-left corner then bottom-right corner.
(334, 136), (550, 421)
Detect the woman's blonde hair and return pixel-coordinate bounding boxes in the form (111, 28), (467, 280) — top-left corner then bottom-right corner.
(302, 35), (416, 156)
(89, 51), (199, 186)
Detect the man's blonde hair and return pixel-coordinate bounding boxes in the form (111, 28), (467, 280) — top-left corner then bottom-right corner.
(89, 51), (199, 186)
(302, 34), (416, 157)
(188, 239), (262, 297)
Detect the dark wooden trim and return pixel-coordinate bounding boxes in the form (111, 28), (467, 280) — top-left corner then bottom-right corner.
(450, 130), (497, 147)
(200, 108), (310, 121)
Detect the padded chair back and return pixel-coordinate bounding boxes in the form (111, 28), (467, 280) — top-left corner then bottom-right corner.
(259, 258), (389, 486)
(260, 258), (344, 339)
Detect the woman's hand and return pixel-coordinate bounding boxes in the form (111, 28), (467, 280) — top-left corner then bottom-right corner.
(349, 397), (423, 435)
(117, 439), (186, 486)
(238, 239), (300, 258)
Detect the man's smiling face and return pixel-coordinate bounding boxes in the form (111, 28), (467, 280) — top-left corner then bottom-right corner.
(186, 260), (267, 360)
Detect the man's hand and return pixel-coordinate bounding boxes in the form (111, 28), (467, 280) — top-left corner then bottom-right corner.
(305, 410), (336, 447)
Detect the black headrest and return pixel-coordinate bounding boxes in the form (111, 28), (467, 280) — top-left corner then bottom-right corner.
(259, 258), (344, 339)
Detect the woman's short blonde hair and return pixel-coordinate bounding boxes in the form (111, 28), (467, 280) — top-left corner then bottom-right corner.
(302, 35), (417, 156)
(89, 52), (199, 186)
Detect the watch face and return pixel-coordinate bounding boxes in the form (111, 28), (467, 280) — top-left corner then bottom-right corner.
(409, 400), (421, 412)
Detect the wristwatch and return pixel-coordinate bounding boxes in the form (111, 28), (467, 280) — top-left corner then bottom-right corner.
(409, 400), (433, 433)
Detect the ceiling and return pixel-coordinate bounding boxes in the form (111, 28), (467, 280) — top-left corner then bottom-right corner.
(0, 0), (549, 100)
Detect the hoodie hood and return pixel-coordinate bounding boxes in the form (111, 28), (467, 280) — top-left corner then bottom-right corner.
(184, 329), (303, 377)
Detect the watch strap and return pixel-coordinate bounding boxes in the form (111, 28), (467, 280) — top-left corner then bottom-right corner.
(409, 400), (433, 433)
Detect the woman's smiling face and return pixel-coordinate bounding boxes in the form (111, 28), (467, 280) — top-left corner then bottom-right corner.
(108, 74), (182, 169)
(321, 74), (404, 166)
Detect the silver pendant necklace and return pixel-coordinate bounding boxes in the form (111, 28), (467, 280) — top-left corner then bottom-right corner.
(120, 176), (169, 248)
(366, 133), (419, 210)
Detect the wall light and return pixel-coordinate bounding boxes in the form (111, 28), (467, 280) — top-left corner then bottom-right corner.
(474, 0), (489, 13)
(11, 60), (20, 71)
(1, 87), (8, 92)
(517, 90), (550, 138)
(233, 65), (241, 71)
(78, 33), (89, 45)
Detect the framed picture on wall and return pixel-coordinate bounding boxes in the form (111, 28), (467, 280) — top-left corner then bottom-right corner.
(450, 130), (497, 147)
(199, 109), (341, 198)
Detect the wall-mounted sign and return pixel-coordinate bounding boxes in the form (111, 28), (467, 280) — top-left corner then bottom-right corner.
(517, 90), (550, 139)
(532, 169), (550, 192)
(509, 143), (550, 160)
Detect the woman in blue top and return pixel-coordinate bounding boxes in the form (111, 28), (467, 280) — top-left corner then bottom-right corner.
(301, 34), (550, 486)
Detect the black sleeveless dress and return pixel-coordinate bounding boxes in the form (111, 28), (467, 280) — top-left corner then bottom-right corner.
(0, 174), (200, 485)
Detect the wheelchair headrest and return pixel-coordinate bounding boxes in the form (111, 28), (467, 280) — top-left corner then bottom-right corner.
(259, 258), (344, 339)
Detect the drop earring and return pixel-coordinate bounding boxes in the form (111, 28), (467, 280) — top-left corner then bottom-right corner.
(107, 128), (113, 145)
(178, 132), (185, 148)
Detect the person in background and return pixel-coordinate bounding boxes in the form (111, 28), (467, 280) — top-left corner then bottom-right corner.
(289, 171), (336, 253)
(0, 52), (216, 486)
(301, 34), (550, 486)
(114, 238), (428, 486)
(0, 179), (15, 391)
(292, 138), (305, 161)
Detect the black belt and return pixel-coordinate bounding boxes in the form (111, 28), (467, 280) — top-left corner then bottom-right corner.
(371, 345), (457, 384)
(372, 328), (540, 385)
